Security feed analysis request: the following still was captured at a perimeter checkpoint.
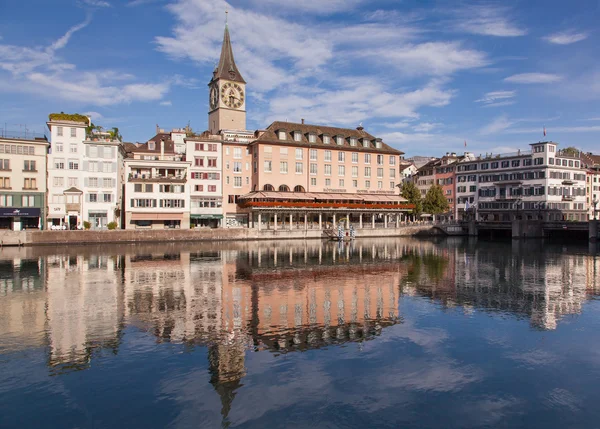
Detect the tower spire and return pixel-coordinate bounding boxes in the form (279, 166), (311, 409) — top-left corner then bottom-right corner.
(212, 15), (245, 84)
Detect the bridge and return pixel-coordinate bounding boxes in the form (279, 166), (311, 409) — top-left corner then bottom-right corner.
(434, 220), (599, 241)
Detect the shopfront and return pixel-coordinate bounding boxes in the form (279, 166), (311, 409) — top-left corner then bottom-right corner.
(0, 207), (42, 230)
(191, 214), (223, 228)
(88, 211), (108, 229)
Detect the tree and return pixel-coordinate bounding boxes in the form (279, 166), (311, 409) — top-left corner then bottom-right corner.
(561, 146), (579, 157)
(399, 181), (422, 217)
(108, 127), (122, 141)
(423, 184), (449, 215)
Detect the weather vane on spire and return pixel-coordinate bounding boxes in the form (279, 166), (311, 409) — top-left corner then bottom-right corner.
(225, 8), (228, 25)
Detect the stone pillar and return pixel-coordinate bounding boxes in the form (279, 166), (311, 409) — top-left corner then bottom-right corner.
(359, 213), (363, 229)
(333, 213), (336, 228)
(372, 214), (375, 229)
(347, 213), (351, 229)
(319, 213), (322, 230)
(591, 219), (598, 242)
(384, 214), (388, 229)
(258, 213), (262, 231)
(304, 213), (308, 230)
(396, 214), (400, 228)
(274, 213), (278, 231)
(289, 213), (293, 231)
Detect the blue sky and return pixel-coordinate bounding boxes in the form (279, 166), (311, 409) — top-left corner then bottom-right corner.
(0, 0), (599, 157)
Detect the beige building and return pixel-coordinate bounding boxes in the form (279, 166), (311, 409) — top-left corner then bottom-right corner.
(123, 134), (191, 229)
(0, 136), (48, 230)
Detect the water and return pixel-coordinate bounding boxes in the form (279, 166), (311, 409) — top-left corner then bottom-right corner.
(0, 238), (599, 429)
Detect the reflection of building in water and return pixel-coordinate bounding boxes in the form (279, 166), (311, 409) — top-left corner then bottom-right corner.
(45, 254), (123, 370)
(408, 245), (597, 330)
(0, 257), (46, 352)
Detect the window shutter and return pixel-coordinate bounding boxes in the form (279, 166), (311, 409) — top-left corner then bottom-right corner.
(84, 177), (89, 187)
(112, 162), (116, 173)
(86, 145), (90, 156)
(83, 161), (88, 171)
(98, 161), (104, 172)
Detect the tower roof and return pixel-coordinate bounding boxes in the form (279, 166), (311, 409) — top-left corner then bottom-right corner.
(212, 25), (245, 84)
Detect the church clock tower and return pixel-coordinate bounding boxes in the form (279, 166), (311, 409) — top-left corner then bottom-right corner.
(208, 23), (246, 135)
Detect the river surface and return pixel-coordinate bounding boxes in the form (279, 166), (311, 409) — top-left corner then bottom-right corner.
(0, 238), (599, 429)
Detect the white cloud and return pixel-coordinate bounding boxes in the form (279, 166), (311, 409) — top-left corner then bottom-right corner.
(451, 5), (526, 37)
(482, 100), (516, 108)
(543, 31), (588, 45)
(581, 117), (600, 121)
(160, 100), (172, 106)
(248, 0), (364, 14)
(127, 0), (161, 5)
(475, 90), (516, 104)
(81, 0), (111, 6)
(506, 125), (600, 134)
(479, 115), (515, 135)
(84, 111), (103, 120)
(48, 18), (91, 52)
(413, 122), (441, 132)
(504, 73), (562, 84)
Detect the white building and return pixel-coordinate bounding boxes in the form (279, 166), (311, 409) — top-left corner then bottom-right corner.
(46, 114), (123, 229)
(123, 134), (191, 229)
(186, 134), (224, 228)
(455, 142), (587, 221)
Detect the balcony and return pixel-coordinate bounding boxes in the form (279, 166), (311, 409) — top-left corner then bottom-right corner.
(562, 195), (574, 201)
(494, 195), (516, 201)
(66, 203), (80, 211)
(562, 180), (575, 186)
(128, 173), (186, 183)
(494, 178), (523, 185)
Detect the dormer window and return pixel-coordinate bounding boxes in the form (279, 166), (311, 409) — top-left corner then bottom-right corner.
(323, 135), (330, 144)
(350, 137), (357, 146)
(362, 138), (370, 148)
(335, 136), (344, 145)
(308, 133), (316, 143)
(375, 139), (382, 149)
(278, 130), (287, 140)
(148, 141), (155, 150)
(293, 131), (301, 142)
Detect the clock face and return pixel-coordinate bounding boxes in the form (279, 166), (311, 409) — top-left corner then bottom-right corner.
(221, 82), (244, 109)
(209, 85), (219, 110)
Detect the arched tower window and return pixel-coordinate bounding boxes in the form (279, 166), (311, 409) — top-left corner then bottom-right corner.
(278, 185), (290, 192)
(293, 185), (305, 192)
(263, 184), (274, 191)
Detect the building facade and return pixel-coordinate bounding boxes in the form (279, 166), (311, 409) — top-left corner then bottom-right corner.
(581, 152), (600, 220)
(123, 136), (191, 229)
(46, 115), (122, 229)
(455, 142), (587, 221)
(0, 137), (48, 230)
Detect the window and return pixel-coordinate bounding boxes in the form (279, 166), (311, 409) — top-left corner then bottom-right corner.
(68, 160), (79, 170)
(377, 154), (384, 165)
(310, 163), (317, 175)
(353, 180), (358, 188)
(195, 184), (204, 192)
(53, 177), (64, 187)
(88, 177), (98, 187)
(103, 162), (112, 173)
(57, 127), (63, 136)
(511, 160), (520, 167)
(225, 147), (230, 156)
(309, 133), (316, 143)
(208, 158), (217, 167)
(501, 161), (509, 168)
(338, 165), (345, 176)
(22, 195), (35, 207)
(325, 178), (331, 186)
(390, 168), (396, 178)
(523, 159), (532, 166)
(295, 148), (303, 159)
(324, 150), (331, 162)
(470, 185), (477, 192)
(69, 143), (77, 153)
(0, 195), (13, 206)
(365, 180), (370, 188)
(0, 159), (9, 170)
(233, 162), (242, 172)
(350, 137), (357, 146)
(365, 167), (371, 177)
(338, 152), (345, 162)
(339, 179), (345, 187)
(375, 141), (382, 149)
(103, 194), (112, 203)
(160, 199), (185, 208)
(352, 153), (358, 163)
(311, 178), (317, 186)
(234, 177), (242, 187)
(208, 185), (217, 192)
(534, 158), (543, 165)
(55, 159), (65, 170)
(0, 177), (10, 188)
(325, 164), (332, 176)
(145, 184), (153, 192)
(336, 136), (344, 145)
(277, 130), (287, 140)
(55, 143), (63, 153)
(491, 162), (498, 169)
(89, 161), (98, 172)
(70, 128), (77, 137)
(280, 161), (288, 173)
(389, 156), (396, 166)
(352, 166), (358, 177)
(23, 178), (37, 189)
(233, 147), (242, 159)
(68, 177), (78, 187)
(480, 162), (489, 170)
(323, 135), (330, 144)
(88, 193), (97, 202)
(377, 168), (383, 178)
(310, 149), (317, 160)
(148, 142), (155, 150)
(294, 132), (301, 142)
(264, 160), (272, 172)
(195, 157), (204, 167)
(280, 147), (288, 156)
(364, 154), (371, 164)
(295, 162), (303, 174)
(362, 138), (370, 148)
(377, 181), (382, 189)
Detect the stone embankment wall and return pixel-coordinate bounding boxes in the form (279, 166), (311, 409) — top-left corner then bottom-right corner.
(0, 225), (436, 247)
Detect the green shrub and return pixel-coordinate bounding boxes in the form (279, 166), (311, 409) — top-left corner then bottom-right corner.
(107, 222), (118, 230)
(48, 112), (89, 124)
(83, 221), (91, 230)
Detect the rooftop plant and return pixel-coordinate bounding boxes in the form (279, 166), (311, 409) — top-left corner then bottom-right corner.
(48, 112), (90, 124)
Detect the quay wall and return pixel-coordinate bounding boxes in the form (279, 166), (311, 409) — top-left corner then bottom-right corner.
(0, 225), (436, 247)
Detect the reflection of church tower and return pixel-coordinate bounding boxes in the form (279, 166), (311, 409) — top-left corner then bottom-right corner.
(208, 22), (247, 135)
(208, 341), (246, 423)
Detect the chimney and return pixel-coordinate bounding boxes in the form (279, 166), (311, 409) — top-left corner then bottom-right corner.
(451, 152), (456, 157)
(301, 118), (305, 124)
(357, 123), (364, 131)
(156, 124), (160, 134)
(160, 139), (164, 159)
(446, 152), (450, 157)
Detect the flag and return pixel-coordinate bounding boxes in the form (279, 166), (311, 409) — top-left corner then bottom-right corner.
(464, 140), (467, 147)
(543, 126), (546, 137)
(465, 200), (470, 211)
